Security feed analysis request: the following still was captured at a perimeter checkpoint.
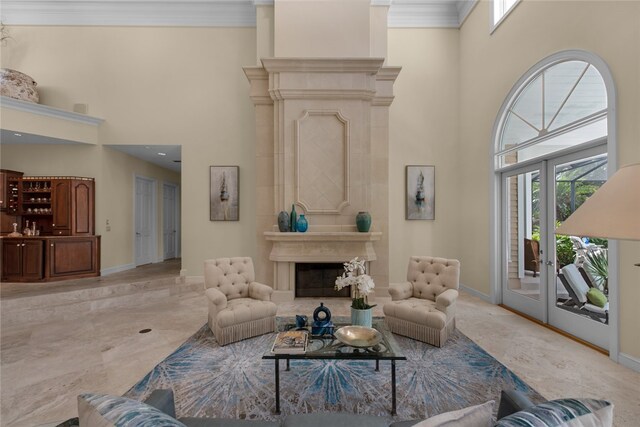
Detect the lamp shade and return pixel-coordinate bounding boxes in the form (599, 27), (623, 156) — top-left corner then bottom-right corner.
(555, 162), (640, 241)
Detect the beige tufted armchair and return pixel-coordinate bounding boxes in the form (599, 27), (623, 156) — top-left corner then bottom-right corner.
(383, 256), (460, 347)
(204, 257), (277, 346)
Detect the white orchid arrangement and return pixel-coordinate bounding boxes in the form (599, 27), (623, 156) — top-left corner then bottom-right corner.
(335, 257), (376, 310)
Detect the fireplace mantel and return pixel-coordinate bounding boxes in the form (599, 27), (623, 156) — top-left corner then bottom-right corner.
(264, 229), (381, 301)
(265, 230), (381, 263)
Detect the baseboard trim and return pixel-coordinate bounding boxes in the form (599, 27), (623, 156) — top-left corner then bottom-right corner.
(101, 263), (135, 276)
(619, 352), (640, 373)
(459, 284), (491, 302)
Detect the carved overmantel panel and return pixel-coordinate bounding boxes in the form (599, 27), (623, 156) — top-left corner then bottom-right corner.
(296, 110), (350, 214)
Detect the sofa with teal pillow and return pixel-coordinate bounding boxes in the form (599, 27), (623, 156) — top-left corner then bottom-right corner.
(495, 398), (613, 427)
(77, 389), (613, 427)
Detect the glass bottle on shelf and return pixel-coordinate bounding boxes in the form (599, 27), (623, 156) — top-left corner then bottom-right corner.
(23, 220), (32, 236)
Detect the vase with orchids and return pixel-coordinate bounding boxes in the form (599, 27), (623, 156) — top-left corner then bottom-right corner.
(335, 258), (376, 327)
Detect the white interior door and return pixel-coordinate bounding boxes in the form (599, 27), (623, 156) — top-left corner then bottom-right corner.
(135, 176), (156, 266)
(163, 183), (178, 260)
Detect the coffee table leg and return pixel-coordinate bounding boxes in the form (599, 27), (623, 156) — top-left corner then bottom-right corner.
(275, 359), (281, 414)
(391, 360), (397, 415)
(376, 359), (379, 371)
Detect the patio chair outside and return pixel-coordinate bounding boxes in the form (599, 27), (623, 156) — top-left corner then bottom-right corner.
(557, 264), (608, 324)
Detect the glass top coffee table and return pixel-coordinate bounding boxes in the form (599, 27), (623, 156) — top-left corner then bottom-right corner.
(262, 318), (406, 415)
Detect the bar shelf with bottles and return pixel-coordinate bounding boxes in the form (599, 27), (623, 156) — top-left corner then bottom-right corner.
(21, 178), (53, 216)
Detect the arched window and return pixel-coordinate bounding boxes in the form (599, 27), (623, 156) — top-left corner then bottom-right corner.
(495, 58), (608, 168)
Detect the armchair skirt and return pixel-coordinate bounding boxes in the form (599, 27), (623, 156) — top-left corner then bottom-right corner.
(384, 298), (455, 347)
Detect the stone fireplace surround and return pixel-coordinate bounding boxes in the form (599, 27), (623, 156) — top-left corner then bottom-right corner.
(244, 58), (399, 302)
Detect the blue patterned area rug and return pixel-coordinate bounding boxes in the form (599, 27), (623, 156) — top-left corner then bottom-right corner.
(125, 317), (544, 422)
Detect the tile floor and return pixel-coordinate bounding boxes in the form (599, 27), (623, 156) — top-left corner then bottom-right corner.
(1, 261), (639, 426)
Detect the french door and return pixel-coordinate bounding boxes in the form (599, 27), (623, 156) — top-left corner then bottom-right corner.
(501, 163), (548, 321)
(501, 145), (609, 350)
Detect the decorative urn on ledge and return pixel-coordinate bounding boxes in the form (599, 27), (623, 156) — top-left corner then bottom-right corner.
(0, 68), (39, 103)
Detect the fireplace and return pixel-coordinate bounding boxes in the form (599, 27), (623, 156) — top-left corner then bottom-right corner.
(245, 57), (399, 301)
(295, 263), (349, 298)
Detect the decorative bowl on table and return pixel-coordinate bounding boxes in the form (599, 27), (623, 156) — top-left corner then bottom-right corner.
(334, 326), (382, 348)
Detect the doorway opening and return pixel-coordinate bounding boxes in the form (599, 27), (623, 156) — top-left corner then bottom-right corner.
(135, 175), (157, 266)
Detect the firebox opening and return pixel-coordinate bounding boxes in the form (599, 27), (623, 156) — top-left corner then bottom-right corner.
(295, 263), (350, 298)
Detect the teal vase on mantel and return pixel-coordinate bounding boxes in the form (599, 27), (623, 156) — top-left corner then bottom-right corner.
(356, 211), (371, 232)
(289, 204), (297, 232)
(297, 214), (308, 232)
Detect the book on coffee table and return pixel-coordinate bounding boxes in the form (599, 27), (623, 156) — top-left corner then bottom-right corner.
(271, 330), (309, 354)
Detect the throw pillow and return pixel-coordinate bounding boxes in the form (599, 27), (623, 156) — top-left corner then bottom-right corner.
(495, 398), (613, 427)
(586, 288), (607, 308)
(412, 400), (494, 427)
(78, 393), (186, 427)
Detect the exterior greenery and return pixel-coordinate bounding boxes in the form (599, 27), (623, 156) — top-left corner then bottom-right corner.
(585, 250), (609, 292)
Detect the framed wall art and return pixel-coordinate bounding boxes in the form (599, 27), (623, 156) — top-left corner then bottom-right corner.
(406, 165), (435, 220)
(210, 166), (239, 221)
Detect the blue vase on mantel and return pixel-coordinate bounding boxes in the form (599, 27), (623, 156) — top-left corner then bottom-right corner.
(356, 211), (372, 232)
(297, 214), (308, 232)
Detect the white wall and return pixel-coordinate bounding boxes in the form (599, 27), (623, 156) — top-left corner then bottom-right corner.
(387, 28), (461, 282)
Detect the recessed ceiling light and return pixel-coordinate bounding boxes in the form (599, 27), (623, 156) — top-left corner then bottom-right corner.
(157, 152), (166, 156)
(14, 133), (22, 137)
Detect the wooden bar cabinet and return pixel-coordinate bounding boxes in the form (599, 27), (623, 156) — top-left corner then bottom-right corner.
(0, 170), (100, 282)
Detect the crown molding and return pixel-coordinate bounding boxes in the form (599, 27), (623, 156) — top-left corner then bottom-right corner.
(0, 0), (477, 28)
(0, 0), (257, 27)
(456, 0), (478, 27)
(389, 0), (464, 28)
